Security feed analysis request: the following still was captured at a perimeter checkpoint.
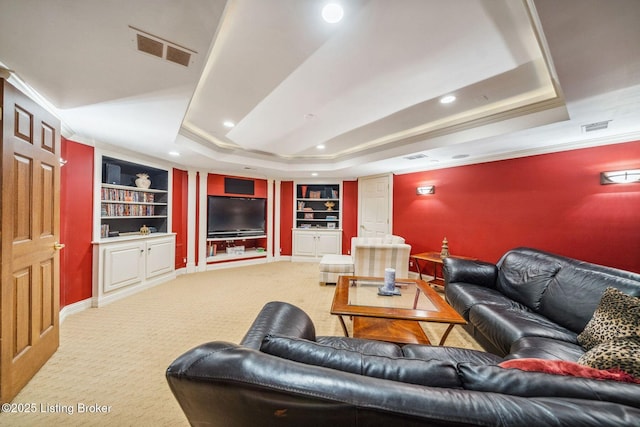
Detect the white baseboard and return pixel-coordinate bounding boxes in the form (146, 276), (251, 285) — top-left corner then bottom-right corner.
(60, 298), (92, 323)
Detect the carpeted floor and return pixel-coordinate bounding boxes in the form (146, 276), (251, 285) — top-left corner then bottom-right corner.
(1, 261), (482, 426)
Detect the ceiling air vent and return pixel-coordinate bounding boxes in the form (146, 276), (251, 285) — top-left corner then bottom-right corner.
(403, 153), (428, 160)
(581, 120), (611, 133)
(166, 45), (191, 67)
(136, 34), (163, 58)
(129, 26), (196, 68)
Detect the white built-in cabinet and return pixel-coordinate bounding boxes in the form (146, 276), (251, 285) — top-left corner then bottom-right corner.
(92, 152), (176, 307)
(292, 181), (343, 260)
(292, 229), (342, 259)
(93, 234), (175, 307)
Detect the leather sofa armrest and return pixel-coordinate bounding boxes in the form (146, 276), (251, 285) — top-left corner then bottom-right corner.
(240, 301), (316, 349)
(443, 258), (498, 289)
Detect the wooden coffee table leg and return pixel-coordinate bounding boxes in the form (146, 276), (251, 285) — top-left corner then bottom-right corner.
(412, 287), (421, 309)
(439, 324), (456, 346)
(337, 315), (350, 337)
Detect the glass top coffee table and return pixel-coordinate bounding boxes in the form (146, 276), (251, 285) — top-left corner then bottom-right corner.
(330, 275), (466, 345)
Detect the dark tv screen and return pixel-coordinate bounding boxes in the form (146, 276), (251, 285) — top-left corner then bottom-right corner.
(207, 196), (266, 237)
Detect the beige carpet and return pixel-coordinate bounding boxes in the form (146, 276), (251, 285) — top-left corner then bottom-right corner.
(1, 261), (482, 426)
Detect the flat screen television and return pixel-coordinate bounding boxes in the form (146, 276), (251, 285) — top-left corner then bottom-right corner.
(207, 196), (266, 238)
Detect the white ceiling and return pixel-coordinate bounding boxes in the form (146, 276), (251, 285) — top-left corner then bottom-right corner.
(0, 0), (639, 179)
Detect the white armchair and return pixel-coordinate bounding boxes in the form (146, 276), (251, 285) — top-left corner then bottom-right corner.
(351, 235), (411, 279)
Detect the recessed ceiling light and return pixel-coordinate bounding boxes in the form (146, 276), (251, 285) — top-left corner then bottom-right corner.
(168, 151), (180, 156)
(440, 95), (456, 104)
(316, 144), (325, 150)
(311, 172), (318, 177)
(322, 3), (344, 23)
(452, 154), (469, 159)
(223, 120), (235, 128)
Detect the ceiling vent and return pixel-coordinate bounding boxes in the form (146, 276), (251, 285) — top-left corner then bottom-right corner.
(581, 120), (611, 133)
(403, 153), (428, 160)
(129, 26), (196, 67)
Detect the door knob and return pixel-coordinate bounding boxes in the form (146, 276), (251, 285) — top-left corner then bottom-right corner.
(53, 242), (65, 251)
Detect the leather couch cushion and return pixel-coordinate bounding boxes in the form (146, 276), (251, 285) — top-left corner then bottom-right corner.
(507, 337), (585, 361)
(495, 250), (562, 310)
(445, 282), (517, 320)
(261, 335), (462, 388)
(538, 265), (640, 333)
(469, 304), (578, 356)
(577, 287), (640, 350)
(578, 336), (640, 378)
(315, 336), (402, 357)
(401, 345), (503, 365)
(458, 363), (640, 409)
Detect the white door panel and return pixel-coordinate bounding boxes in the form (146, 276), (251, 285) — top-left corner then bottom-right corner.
(359, 175), (391, 237)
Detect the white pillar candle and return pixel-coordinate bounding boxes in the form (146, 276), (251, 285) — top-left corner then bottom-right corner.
(384, 268), (396, 290)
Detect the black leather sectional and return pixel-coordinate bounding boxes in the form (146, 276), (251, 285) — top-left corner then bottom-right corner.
(167, 246), (640, 427)
(444, 247), (640, 359)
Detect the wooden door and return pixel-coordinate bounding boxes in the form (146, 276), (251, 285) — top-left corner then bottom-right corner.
(1, 79), (61, 402)
(358, 174), (391, 237)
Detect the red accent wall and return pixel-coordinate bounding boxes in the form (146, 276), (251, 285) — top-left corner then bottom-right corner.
(172, 168), (188, 269)
(60, 138), (94, 307)
(207, 173), (268, 197)
(342, 181), (358, 254)
(280, 181), (294, 255)
(393, 141), (640, 273)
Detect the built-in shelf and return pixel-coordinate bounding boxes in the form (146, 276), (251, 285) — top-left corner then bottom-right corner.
(295, 183), (340, 230)
(206, 248), (267, 262)
(98, 156), (169, 238)
(205, 235), (267, 262)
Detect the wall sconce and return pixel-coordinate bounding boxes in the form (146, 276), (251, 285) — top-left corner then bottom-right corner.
(600, 169), (640, 185)
(416, 185), (435, 195)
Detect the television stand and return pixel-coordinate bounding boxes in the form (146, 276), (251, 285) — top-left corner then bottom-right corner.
(206, 235), (267, 263)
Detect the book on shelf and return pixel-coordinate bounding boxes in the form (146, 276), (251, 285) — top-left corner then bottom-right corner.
(101, 187), (155, 202)
(101, 203), (156, 216)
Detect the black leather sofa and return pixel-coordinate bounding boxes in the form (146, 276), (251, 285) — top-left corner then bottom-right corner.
(444, 247), (640, 359)
(167, 298), (640, 426)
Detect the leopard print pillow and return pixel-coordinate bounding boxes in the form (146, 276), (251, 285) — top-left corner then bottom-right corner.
(577, 287), (640, 350)
(578, 336), (640, 379)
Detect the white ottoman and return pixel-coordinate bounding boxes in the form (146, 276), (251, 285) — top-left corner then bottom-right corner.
(319, 254), (354, 286)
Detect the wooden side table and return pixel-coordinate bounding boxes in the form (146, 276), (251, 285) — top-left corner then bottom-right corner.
(411, 252), (476, 288)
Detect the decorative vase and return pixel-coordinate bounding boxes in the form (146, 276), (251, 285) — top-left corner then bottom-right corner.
(135, 173), (151, 189)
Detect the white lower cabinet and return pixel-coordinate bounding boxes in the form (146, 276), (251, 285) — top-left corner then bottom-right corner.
(292, 229), (342, 260)
(146, 237), (175, 278)
(93, 234), (176, 307)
